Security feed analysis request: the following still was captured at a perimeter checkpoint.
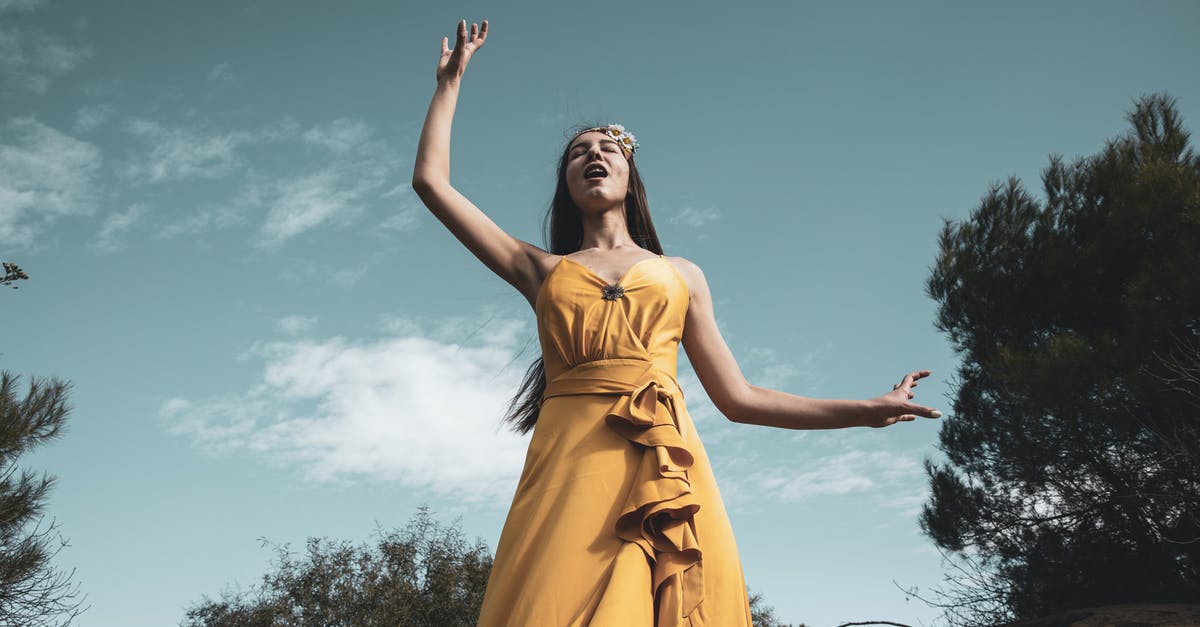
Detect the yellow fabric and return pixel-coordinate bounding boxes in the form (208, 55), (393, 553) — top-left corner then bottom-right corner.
(477, 254), (754, 627)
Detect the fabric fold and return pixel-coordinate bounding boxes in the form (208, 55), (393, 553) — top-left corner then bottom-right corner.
(542, 358), (705, 624)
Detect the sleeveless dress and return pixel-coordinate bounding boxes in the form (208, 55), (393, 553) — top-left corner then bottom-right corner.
(476, 254), (754, 627)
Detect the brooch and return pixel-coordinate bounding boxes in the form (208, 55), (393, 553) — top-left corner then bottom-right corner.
(602, 283), (625, 301)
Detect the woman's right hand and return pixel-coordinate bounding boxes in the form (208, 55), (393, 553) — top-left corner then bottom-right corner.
(436, 19), (488, 84)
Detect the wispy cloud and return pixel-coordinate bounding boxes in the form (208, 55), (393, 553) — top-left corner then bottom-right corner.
(257, 167), (372, 246)
(114, 115), (405, 247)
(74, 103), (115, 133)
(751, 447), (924, 503)
(0, 117), (100, 248)
(276, 315), (317, 336)
(275, 252), (379, 288)
(121, 118), (255, 183)
(255, 119), (400, 246)
(90, 203), (148, 253)
(161, 315), (533, 502)
(302, 118), (372, 155)
(669, 206), (720, 228)
(0, 0), (47, 13)
(0, 22), (91, 93)
(378, 184), (420, 232)
(155, 204), (245, 240)
(207, 62), (234, 86)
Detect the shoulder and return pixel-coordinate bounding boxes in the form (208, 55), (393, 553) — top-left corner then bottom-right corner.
(663, 255), (711, 298)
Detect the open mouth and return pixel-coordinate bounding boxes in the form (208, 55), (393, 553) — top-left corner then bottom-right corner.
(584, 164), (608, 180)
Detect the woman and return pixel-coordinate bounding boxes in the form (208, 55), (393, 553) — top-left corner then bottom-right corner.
(412, 19), (942, 627)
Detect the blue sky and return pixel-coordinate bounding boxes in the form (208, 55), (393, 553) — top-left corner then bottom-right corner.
(3, 0), (1198, 625)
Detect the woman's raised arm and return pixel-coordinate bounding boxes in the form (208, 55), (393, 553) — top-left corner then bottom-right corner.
(411, 19), (548, 306)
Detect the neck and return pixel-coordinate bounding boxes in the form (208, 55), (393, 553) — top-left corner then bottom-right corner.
(577, 203), (636, 251)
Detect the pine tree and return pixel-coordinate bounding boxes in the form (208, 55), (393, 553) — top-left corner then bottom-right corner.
(918, 93), (1200, 625)
(0, 372), (85, 626)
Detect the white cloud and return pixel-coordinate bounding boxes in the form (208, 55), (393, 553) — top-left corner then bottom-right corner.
(276, 315), (317, 336)
(275, 253), (377, 288)
(669, 206), (720, 228)
(877, 489), (930, 519)
(257, 168), (371, 245)
(74, 103), (115, 132)
(0, 117), (100, 248)
(378, 184), (420, 232)
(156, 204), (245, 240)
(161, 315), (533, 502)
(379, 210), (419, 231)
(0, 0), (46, 13)
(114, 115), (404, 245)
(0, 23), (90, 93)
(121, 118), (253, 183)
(752, 448), (924, 502)
(256, 121), (398, 245)
(208, 62), (234, 86)
(91, 203), (148, 253)
(302, 118), (372, 155)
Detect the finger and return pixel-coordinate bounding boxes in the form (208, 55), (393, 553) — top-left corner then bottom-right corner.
(470, 22), (478, 41)
(479, 19), (489, 43)
(457, 19), (467, 46)
(441, 36), (449, 55)
(905, 403), (941, 419)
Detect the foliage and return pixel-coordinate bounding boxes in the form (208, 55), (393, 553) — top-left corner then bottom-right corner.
(185, 505), (797, 626)
(181, 505), (493, 627)
(0, 371), (85, 626)
(918, 93), (1200, 624)
(749, 586), (805, 626)
(1, 262), (28, 290)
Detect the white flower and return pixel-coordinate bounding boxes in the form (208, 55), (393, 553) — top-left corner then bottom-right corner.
(603, 123), (638, 154)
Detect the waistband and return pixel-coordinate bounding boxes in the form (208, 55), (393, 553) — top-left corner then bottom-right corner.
(541, 358), (684, 406)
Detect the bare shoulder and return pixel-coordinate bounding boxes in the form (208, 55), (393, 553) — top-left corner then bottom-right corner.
(662, 255), (709, 298)
(663, 254), (747, 418)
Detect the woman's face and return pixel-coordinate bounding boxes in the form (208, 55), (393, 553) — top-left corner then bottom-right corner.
(564, 131), (630, 211)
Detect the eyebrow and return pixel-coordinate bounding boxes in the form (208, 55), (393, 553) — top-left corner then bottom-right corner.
(570, 138), (620, 152)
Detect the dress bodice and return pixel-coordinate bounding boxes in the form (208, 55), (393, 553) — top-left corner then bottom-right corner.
(535, 254), (689, 382)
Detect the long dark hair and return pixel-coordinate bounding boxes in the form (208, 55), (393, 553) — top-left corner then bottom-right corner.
(501, 125), (664, 435)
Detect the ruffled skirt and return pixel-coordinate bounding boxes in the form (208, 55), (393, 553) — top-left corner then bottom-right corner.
(477, 360), (753, 627)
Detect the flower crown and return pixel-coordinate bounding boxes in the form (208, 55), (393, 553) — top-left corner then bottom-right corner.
(572, 123), (639, 157)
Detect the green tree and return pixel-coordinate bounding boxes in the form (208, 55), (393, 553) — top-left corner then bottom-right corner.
(0, 371), (85, 626)
(918, 93), (1200, 625)
(185, 505), (796, 626)
(182, 506), (493, 627)
(1, 262), (28, 290)
(748, 587), (806, 627)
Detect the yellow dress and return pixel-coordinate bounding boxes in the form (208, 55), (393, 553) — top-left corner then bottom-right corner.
(477, 254), (754, 627)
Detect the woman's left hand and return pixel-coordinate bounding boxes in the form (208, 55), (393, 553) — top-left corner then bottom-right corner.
(864, 370), (942, 428)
